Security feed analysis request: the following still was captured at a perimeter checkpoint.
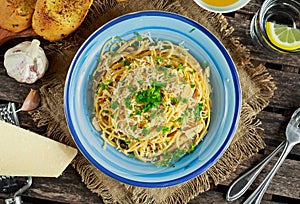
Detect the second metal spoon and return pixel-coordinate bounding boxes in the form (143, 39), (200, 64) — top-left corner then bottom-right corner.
(226, 141), (285, 201)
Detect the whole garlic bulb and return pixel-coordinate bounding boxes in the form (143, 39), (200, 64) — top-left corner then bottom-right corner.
(4, 39), (48, 84)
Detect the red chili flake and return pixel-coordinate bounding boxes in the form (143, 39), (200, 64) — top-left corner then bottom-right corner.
(99, 98), (106, 103)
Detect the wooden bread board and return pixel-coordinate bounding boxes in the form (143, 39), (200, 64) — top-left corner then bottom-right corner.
(0, 28), (38, 46)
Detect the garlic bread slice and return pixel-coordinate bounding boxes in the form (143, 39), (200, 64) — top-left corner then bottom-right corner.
(32, 0), (93, 41)
(0, 0), (37, 32)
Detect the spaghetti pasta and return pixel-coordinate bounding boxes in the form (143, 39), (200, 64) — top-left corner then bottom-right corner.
(93, 33), (211, 166)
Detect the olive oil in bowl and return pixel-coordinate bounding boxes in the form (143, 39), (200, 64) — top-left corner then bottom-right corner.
(202, 0), (238, 7)
(193, 0), (250, 13)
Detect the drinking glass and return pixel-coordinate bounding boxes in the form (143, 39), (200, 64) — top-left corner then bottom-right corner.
(250, 0), (300, 53)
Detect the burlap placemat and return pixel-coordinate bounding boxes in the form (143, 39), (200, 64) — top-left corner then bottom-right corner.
(31, 0), (276, 203)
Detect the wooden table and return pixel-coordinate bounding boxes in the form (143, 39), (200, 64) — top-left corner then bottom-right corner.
(0, 0), (299, 203)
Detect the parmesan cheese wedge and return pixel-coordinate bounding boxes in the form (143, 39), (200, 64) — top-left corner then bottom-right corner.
(0, 120), (77, 177)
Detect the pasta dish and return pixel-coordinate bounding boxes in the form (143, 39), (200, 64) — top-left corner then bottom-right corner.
(92, 33), (211, 166)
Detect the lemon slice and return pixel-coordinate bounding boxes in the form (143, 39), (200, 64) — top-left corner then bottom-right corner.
(265, 22), (300, 51)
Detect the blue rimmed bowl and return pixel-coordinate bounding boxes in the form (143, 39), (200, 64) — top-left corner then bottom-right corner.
(64, 11), (241, 188)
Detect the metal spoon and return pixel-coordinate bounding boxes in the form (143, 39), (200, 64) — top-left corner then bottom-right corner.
(226, 141), (284, 201)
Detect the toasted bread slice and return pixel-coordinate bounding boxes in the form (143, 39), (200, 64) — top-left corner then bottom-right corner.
(0, 0), (37, 32)
(32, 0), (93, 41)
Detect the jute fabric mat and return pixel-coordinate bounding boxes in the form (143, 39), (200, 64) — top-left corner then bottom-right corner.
(31, 0), (277, 203)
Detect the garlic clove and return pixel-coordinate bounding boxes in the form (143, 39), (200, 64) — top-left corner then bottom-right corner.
(17, 89), (41, 112)
(4, 39), (48, 84)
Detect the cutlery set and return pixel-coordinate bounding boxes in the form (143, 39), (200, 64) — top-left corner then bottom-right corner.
(227, 108), (300, 203)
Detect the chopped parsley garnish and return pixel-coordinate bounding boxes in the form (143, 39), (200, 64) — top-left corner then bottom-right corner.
(127, 152), (135, 158)
(110, 101), (119, 109)
(162, 126), (170, 134)
(142, 128), (151, 135)
(171, 97), (179, 105)
(135, 109), (142, 115)
(170, 96), (188, 105)
(135, 85), (163, 112)
(150, 111), (156, 119)
(181, 97), (188, 104)
(155, 149), (187, 166)
(190, 84), (196, 88)
(124, 96), (132, 110)
(156, 56), (165, 61)
(128, 85), (137, 92)
(151, 80), (166, 88)
(98, 83), (108, 90)
(156, 125), (170, 133)
(124, 60), (129, 66)
(156, 126), (163, 132)
(187, 144), (195, 154)
(114, 36), (124, 41)
(171, 117), (182, 123)
(134, 32), (143, 41)
(125, 137), (131, 144)
(124, 60), (131, 70)
(155, 66), (166, 72)
(172, 149), (186, 161)
(194, 103), (204, 121)
(182, 111), (189, 117)
(137, 80), (144, 85)
(156, 66), (170, 79)
(131, 125), (137, 131)
(176, 64), (186, 71)
(178, 117), (184, 123)
(156, 56), (166, 64)
(189, 28), (196, 33)
(202, 61), (208, 67)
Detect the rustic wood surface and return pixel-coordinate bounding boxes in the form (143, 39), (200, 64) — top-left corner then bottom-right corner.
(0, 28), (38, 47)
(0, 0), (299, 203)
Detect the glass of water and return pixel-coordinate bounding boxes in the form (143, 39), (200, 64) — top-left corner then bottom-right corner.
(250, 0), (300, 53)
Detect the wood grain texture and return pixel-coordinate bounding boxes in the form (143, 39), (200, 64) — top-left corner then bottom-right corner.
(0, 28), (38, 47)
(0, 0), (299, 203)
